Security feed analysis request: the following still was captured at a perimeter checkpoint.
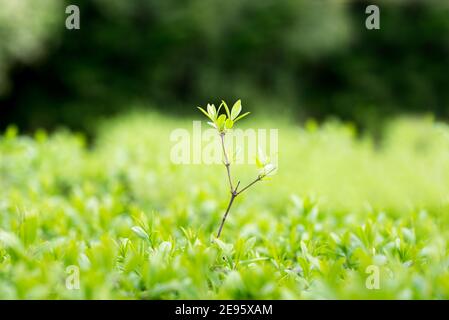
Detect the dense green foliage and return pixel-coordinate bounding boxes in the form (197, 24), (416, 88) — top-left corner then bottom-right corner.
(1, 0), (448, 131)
(1, 112), (449, 299)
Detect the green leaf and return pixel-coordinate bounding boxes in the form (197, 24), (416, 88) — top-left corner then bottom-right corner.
(216, 114), (226, 131)
(131, 226), (149, 241)
(207, 103), (217, 120)
(213, 238), (234, 255)
(225, 118), (234, 129)
(259, 163), (277, 180)
(234, 111), (250, 122)
(5, 125), (18, 139)
(264, 163), (276, 175)
(221, 100), (231, 118)
(255, 155), (264, 168)
(300, 241), (308, 255)
(231, 100), (242, 120)
(217, 101), (224, 114)
(257, 147), (267, 164)
(197, 107), (214, 121)
(207, 121), (217, 129)
(0, 230), (25, 258)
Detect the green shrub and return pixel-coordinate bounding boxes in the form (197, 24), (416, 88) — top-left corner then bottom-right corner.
(1, 112), (449, 299)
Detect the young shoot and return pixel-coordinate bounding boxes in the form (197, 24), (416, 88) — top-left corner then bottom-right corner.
(197, 100), (277, 238)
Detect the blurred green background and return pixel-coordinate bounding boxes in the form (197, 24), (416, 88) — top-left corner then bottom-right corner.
(1, 0), (448, 132)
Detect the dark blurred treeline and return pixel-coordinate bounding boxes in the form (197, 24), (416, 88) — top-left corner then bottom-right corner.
(0, 0), (448, 133)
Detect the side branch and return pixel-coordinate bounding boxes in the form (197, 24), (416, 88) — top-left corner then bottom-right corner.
(216, 132), (276, 238)
(237, 176), (261, 195)
(236, 166), (276, 196)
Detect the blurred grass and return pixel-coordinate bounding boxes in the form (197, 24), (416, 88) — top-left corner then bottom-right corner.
(97, 111), (449, 213)
(1, 111), (449, 299)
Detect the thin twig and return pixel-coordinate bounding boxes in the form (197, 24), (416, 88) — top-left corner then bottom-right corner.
(237, 176), (261, 195)
(217, 131), (236, 238)
(216, 132), (276, 238)
(234, 181), (241, 194)
(220, 132), (233, 191)
(217, 193), (236, 238)
(236, 166), (276, 196)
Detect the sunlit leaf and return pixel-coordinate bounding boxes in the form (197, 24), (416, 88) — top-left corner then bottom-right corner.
(216, 114), (226, 131)
(234, 111), (250, 122)
(225, 118), (234, 129)
(131, 226), (149, 241)
(231, 99), (242, 120)
(207, 103), (217, 120)
(197, 106), (214, 121)
(221, 100), (231, 118)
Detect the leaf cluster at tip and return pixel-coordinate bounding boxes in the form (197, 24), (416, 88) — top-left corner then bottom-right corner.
(197, 99), (250, 133)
